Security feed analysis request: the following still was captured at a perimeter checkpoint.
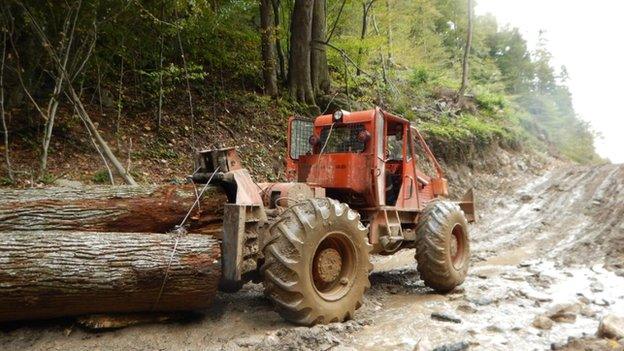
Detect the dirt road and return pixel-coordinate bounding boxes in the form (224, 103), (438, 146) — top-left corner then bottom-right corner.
(1, 163), (623, 350)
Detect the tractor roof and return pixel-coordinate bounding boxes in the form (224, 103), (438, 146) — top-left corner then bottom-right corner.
(314, 108), (408, 127)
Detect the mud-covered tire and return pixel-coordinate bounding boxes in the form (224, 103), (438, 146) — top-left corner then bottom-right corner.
(261, 198), (372, 325)
(415, 200), (470, 293)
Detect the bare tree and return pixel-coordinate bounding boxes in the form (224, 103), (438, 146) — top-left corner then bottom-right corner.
(270, 0), (286, 83)
(356, 0), (376, 76)
(457, 0), (473, 100)
(22, 4), (137, 186)
(0, 29), (13, 181)
(260, 0), (278, 96)
(176, 26), (196, 148)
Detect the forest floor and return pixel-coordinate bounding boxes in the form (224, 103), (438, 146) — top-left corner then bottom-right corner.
(1, 149), (623, 350)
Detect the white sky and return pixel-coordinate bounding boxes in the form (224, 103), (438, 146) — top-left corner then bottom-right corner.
(476, 0), (624, 164)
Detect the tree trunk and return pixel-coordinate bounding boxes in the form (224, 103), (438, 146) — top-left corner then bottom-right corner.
(271, 0), (286, 83)
(311, 0), (330, 95)
(457, 0), (473, 100)
(260, 0), (278, 96)
(0, 185), (226, 235)
(0, 31), (13, 181)
(356, 1), (374, 77)
(0, 231), (221, 322)
(287, 0), (315, 105)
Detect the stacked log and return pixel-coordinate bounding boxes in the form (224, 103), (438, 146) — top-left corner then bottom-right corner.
(0, 185), (228, 322)
(0, 185), (226, 235)
(0, 231), (221, 322)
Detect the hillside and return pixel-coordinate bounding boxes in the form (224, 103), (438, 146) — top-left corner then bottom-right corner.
(0, 0), (602, 187)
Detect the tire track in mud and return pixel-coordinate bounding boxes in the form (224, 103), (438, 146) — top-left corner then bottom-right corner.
(473, 164), (624, 270)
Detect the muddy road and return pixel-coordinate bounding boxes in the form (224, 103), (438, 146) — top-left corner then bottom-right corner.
(1, 163), (623, 350)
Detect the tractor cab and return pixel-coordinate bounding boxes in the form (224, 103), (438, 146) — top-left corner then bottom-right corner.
(286, 107), (448, 212)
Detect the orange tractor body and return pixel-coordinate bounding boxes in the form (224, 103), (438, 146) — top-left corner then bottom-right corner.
(193, 107), (475, 325)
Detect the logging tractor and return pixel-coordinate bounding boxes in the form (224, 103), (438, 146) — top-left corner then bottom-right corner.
(193, 107), (475, 325)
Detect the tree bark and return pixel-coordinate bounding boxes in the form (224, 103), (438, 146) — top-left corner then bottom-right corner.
(457, 0), (473, 100)
(287, 0), (315, 105)
(311, 0), (330, 95)
(0, 185), (226, 235)
(0, 30), (13, 181)
(261, 0), (278, 96)
(0, 230), (221, 322)
(271, 0), (286, 83)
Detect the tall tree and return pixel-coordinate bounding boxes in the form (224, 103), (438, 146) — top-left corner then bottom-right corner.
(288, 0), (315, 104)
(457, 0), (473, 100)
(260, 0), (278, 96)
(356, 0), (375, 76)
(311, 0), (330, 94)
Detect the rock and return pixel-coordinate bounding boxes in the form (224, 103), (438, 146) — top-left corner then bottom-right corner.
(53, 179), (84, 188)
(533, 315), (554, 330)
(431, 311), (462, 324)
(486, 325), (504, 333)
(580, 306), (597, 318)
(520, 194), (533, 203)
(432, 341), (469, 351)
(456, 304), (477, 314)
(414, 336), (432, 351)
(597, 315), (624, 339)
(590, 281), (604, 293)
(468, 296), (493, 306)
(593, 298), (610, 307)
(521, 289), (553, 303)
(547, 303), (580, 323)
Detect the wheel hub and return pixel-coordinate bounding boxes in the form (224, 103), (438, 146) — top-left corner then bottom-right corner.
(314, 248), (342, 284)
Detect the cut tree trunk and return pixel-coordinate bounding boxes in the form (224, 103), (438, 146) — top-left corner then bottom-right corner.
(0, 231), (221, 322)
(0, 185), (226, 235)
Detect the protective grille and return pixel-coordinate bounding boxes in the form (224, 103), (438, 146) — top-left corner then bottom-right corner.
(290, 119), (313, 159)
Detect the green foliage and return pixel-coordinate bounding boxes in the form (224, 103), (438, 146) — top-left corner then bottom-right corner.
(39, 172), (56, 185)
(5, 0), (600, 172)
(475, 92), (507, 114)
(92, 170), (111, 184)
(0, 177), (14, 186)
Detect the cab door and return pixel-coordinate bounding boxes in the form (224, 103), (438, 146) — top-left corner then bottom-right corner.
(373, 108), (385, 206)
(397, 126), (419, 209)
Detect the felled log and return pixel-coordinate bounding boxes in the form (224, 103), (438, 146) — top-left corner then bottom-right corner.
(0, 185), (226, 235)
(0, 231), (221, 322)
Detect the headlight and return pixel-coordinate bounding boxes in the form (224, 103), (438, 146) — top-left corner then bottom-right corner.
(333, 110), (344, 121)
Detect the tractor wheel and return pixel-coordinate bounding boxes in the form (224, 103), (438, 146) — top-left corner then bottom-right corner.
(415, 200), (470, 293)
(261, 198), (372, 325)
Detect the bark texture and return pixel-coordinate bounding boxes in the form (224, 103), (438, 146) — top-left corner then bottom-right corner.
(457, 0), (473, 99)
(311, 0), (330, 94)
(288, 0), (315, 104)
(0, 185), (226, 235)
(261, 0), (278, 96)
(0, 231), (221, 322)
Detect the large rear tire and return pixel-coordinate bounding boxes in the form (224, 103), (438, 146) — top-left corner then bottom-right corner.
(261, 198), (372, 325)
(415, 200), (470, 293)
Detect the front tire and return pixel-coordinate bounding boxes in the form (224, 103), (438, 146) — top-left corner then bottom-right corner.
(261, 198), (372, 325)
(415, 200), (470, 293)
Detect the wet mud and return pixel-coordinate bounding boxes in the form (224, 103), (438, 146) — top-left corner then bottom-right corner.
(1, 164), (623, 350)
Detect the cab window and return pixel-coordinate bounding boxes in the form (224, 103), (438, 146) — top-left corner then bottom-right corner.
(386, 124), (403, 161)
(317, 124), (366, 153)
